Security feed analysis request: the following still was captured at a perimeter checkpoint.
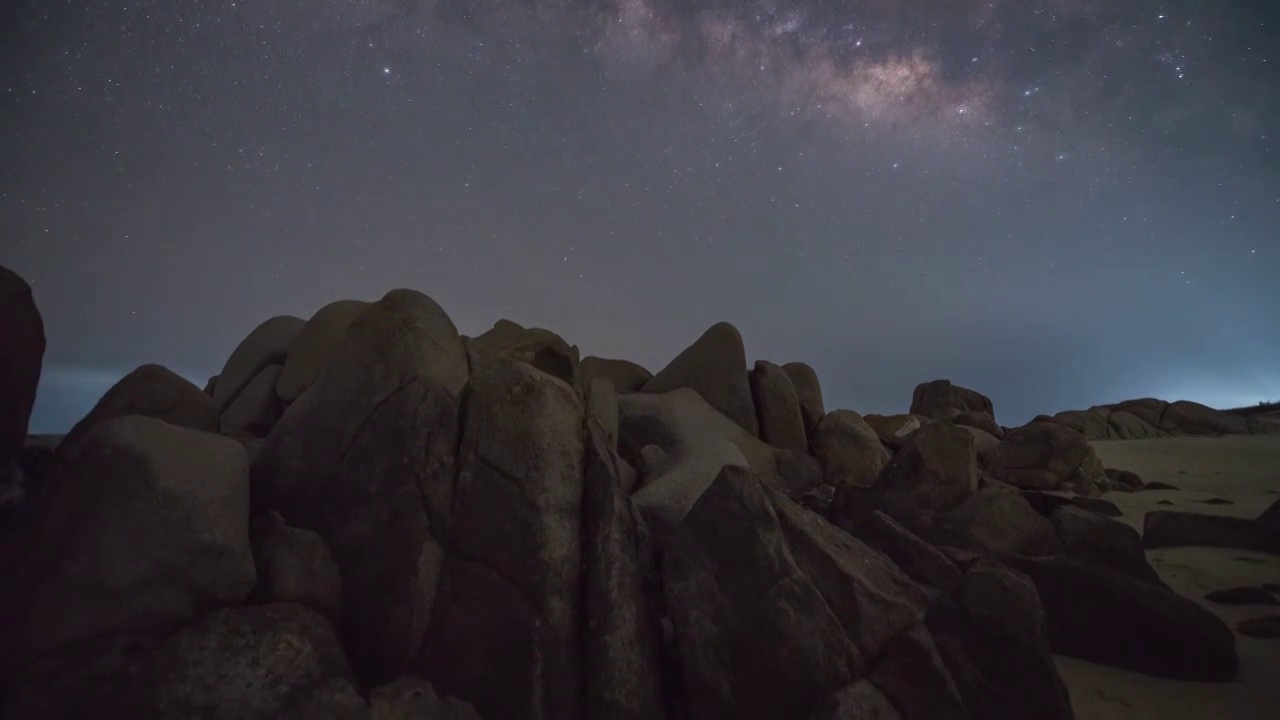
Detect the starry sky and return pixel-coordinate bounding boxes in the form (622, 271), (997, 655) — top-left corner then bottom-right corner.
(4, 0), (1278, 433)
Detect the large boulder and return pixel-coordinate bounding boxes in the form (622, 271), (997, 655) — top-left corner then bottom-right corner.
(924, 488), (1065, 558)
(663, 465), (925, 718)
(276, 299), (371, 403)
(580, 420), (665, 720)
(618, 388), (812, 493)
(252, 289), (467, 683)
(211, 315), (306, 412)
(813, 410), (890, 492)
(641, 322), (758, 437)
(985, 421), (1106, 491)
(862, 413), (928, 450)
(926, 561), (1075, 720)
(859, 421), (979, 523)
(781, 361), (826, 440)
(220, 364), (284, 437)
(956, 425), (999, 460)
(1047, 410), (1117, 440)
(0, 416), (255, 672)
(369, 677), (483, 720)
(278, 678), (369, 720)
(1008, 556), (1238, 681)
(1104, 409), (1165, 439)
(768, 485), (933, 670)
(953, 410), (1002, 438)
(57, 364), (219, 458)
(1161, 400), (1249, 435)
(1051, 505), (1163, 586)
(0, 265), (45, 471)
(250, 511), (344, 625)
(1105, 467), (1145, 491)
(580, 356), (652, 394)
(749, 360), (808, 453)
(467, 320), (579, 386)
(1112, 398), (1170, 431)
(1142, 510), (1278, 553)
(415, 357), (585, 720)
(136, 603), (352, 720)
(909, 380), (994, 422)
(1259, 498), (1280, 536)
(812, 680), (901, 719)
(0, 634), (162, 720)
(837, 510), (963, 593)
(631, 439), (750, 546)
(865, 624), (970, 720)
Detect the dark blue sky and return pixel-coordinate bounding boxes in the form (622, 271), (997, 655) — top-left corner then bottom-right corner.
(4, 0), (1278, 432)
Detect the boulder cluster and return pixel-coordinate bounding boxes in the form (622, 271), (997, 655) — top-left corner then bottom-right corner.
(0, 264), (1275, 719)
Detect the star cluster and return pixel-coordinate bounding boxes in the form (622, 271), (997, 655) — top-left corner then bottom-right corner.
(3, 0), (1278, 431)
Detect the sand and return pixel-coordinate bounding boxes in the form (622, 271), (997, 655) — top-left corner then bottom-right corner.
(1057, 433), (1280, 720)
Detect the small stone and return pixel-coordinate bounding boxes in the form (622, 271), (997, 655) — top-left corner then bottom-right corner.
(1237, 616), (1280, 639)
(1205, 587), (1280, 606)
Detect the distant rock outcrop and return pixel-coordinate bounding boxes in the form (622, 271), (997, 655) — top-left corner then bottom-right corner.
(1046, 397), (1278, 440)
(3, 264), (1262, 718)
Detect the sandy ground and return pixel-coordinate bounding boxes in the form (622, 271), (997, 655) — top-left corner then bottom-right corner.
(1057, 433), (1280, 720)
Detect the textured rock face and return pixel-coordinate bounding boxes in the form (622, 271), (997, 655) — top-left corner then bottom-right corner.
(641, 321), (759, 437)
(0, 265), (45, 471)
(57, 364), (220, 458)
(368, 677), (483, 720)
(137, 604), (353, 720)
(661, 466), (877, 718)
(1, 416), (255, 672)
(581, 420), (665, 720)
(417, 357), (587, 720)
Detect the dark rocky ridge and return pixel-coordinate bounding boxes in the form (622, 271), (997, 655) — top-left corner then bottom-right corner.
(1043, 398), (1280, 440)
(1, 264), (1271, 719)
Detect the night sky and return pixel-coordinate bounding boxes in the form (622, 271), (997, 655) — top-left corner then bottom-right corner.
(4, 0), (1278, 433)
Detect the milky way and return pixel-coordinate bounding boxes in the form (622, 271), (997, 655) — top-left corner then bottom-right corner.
(4, 0), (1278, 431)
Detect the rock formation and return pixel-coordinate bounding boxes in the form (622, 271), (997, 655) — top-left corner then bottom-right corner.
(1046, 397), (1279, 440)
(1, 263), (1264, 719)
